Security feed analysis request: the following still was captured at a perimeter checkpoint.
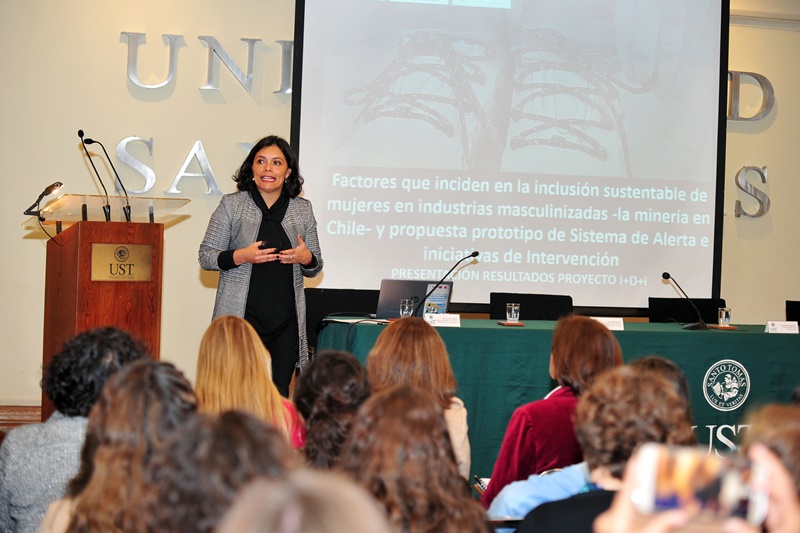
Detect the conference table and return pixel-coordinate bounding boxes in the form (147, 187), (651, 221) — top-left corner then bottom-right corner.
(316, 319), (800, 480)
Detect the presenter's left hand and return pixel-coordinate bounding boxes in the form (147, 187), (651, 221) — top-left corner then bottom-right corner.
(279, 235), (312, 266)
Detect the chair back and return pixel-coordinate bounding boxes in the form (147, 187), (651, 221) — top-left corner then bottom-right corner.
(304, 288), (379, 350)
(648, 297), (726, 325)
(786, 300), (800, 322)
(489, 292), (573, 321)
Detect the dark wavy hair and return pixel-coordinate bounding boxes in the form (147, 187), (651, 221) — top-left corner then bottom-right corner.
(137, 410), (299, 533)
(293, 350), (371, 469)
(340, 386), (490, 533)
(66, 360), (198, 533)
(42, 327), (149, 417)
(575, 365), (696, 479)
(233, 135), (303, 198)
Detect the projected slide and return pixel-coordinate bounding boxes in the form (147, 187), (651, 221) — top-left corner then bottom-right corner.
(295, 0), (724, 308)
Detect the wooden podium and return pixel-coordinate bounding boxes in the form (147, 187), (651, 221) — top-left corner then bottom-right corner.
(37, 194), (188, 420)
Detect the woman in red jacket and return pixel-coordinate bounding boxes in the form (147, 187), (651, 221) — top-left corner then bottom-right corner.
(481, 315), (622, 507)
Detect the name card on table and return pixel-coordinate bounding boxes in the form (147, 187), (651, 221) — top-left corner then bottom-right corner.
(765, 321), (799, 334)
(425, 313), (461, 328)
(591, 317), (625, 331)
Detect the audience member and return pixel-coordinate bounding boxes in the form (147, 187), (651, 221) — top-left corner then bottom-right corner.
(37, 359), (197, 533)
(488, 355), (694, 524)
(292, 350), (370, 469)
(630, 355), (692, 419)
(340, 385), (491, 533)
(0, 327), (147, 533)
(195, 315), (305, 448)
(740, 403), (800, 493)
(366, 317), (471, 478)
(516, 364), (695, 533)
(135, 410), (299, 533)
(594, 444), (800, 533)
(482, 315), (622, 506)
(217, 469), (391, 533)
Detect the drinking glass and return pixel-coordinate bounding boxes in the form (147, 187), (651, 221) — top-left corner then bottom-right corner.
(400, 299), (414, 318)
(506, 303), (521, 323)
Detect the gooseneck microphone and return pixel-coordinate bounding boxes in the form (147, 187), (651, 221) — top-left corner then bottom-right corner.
(23, 181), (63, 219)
(661, 272), (708, 330)
(83, 136), (131, 222)
(413, 251), (479, 317)
(78, 129), (111, 221)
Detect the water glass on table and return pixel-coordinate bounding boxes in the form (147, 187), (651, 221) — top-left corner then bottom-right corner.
(506, 303), (520, 323)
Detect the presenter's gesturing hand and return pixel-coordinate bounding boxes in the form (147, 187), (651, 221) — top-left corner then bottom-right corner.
(279, 235), (313, 266)
(232, 241), (280, 266)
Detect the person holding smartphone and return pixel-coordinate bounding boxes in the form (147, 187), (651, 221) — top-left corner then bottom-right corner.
(199, 135), (323, 397)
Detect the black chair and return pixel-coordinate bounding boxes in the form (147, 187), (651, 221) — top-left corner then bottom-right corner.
(304, 288), (379, 354)
(489, 292), (573, 321)
(648, 297), (726, 325)
(786, 300), (800, 322)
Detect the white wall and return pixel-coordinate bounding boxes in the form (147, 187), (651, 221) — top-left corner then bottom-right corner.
(723, 1), (800, 322)
(0, 0), (295, 404)
(1, 0), (797, 405)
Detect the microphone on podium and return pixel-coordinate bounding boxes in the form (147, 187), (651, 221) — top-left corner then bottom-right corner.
(78, 130), (111, 222)
(414, 251), (479, 317)
(661, 272), (708, 330)
(83, 136), (132, 222)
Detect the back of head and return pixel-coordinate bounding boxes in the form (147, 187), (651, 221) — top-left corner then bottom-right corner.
(740, 403), (800, 495)
(67, 359), (197, 531)
(550, 315), (623, 395)
(293, 350), (370, 469)
(196, 316), (290, 436)
(366, 317), (456, 409)
(630, 356), (692, 419)
(340, 386), (489, 533)
(141, 410), (299, 533)
(217, 470), (391, 533)
(42, 327), (149, 417)
(575, 365), (696, 479)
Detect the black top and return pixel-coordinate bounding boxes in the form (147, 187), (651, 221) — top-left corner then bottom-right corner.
(517, 489), (615, 533)
(243, 190), (295, 341)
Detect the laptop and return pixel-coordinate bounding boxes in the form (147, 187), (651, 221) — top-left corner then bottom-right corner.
(375, 279), (454, 319)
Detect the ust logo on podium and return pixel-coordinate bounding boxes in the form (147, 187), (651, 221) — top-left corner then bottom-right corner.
(92, 244), (153, 282)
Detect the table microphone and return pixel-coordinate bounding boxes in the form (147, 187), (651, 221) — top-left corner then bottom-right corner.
(84, 136), (132, 222)
(661, 272), (708, 330)
(78, 130), (111, 221)
(413, 251), (479, 317)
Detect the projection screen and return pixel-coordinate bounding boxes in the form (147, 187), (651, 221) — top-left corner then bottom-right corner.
(292, 0), (728, 310)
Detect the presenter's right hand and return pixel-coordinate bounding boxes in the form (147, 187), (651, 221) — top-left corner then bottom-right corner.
(233, 241), (281, 266)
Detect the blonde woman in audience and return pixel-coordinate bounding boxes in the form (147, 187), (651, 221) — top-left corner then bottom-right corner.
(217, 470), (391, 533)
(195, 315), (305, 448)
(482, 314), (623, 506)
(37, 360), (197, 533)
(340, 385), (491, 533)
(133, 410), (299, 533)
(366, 317), (471, 479)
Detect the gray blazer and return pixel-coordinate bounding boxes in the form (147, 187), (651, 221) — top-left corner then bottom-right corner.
(198, 191), (324, 367)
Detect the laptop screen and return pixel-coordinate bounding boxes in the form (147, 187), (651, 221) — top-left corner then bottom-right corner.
(375, 279), (453, 319)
